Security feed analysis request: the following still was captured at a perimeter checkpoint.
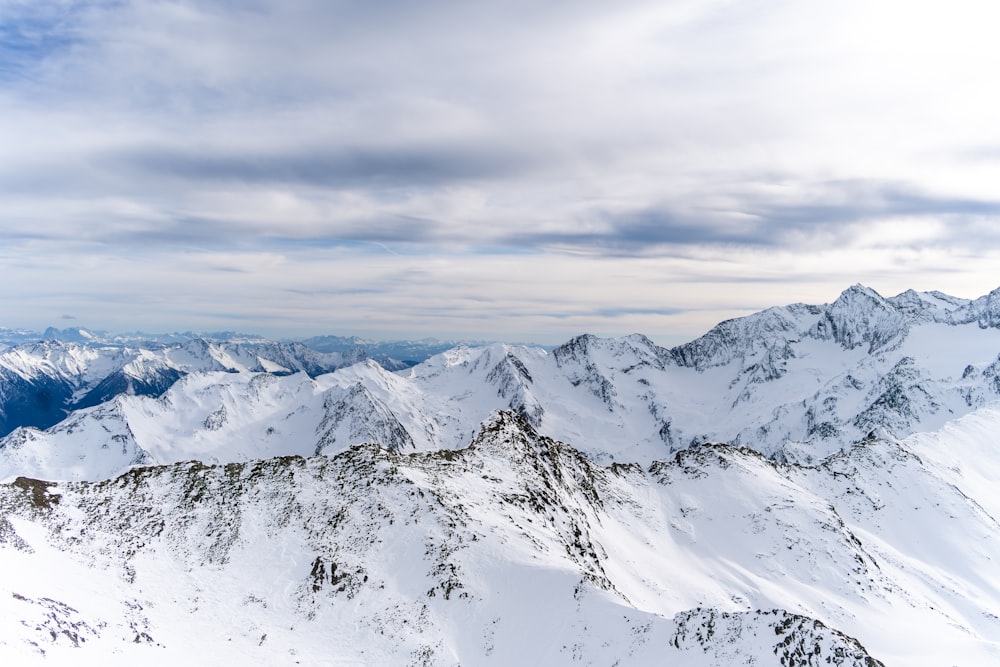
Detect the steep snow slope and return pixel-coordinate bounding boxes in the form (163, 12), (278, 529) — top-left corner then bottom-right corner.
(1, 284), (999, 484)
(0, 364), (428, 482)
(325, 284), (998, 467)
(0, 338), (371, 437)
(4, 410), (999, 664)
(0, 413), (936, 665)
(6, 285), (1000, 665)
(7, 285), (1000, 482)
(375, 285), (1000, 465)
(901, 404), (1000, 523)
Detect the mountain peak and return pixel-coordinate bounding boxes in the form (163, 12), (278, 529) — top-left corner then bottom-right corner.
(832, 283), (886, 306)
(811, 284), (907, 352)
(472, 409), (540, 447)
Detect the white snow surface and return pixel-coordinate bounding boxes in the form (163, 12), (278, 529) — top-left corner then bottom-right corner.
(2, 410), (999, 664)
(6, 286), (1000, 482)
(2, 284), (1000, 664)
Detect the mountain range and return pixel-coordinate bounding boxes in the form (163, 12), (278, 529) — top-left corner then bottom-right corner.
(3, 284), (1000, 665)
(0, 332), (481, 440)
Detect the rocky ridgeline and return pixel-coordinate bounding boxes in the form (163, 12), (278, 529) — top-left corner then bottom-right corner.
(0, 338), (379, 437)
(6, 409), (994, 663)
(6, 285), (1000, 481)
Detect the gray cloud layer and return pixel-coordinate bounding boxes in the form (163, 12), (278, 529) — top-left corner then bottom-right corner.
(2, 0), (1000, 339)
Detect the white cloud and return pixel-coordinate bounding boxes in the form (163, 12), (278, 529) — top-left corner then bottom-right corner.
(1, 0), (999, 340)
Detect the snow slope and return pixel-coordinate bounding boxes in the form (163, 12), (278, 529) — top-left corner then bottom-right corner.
(7, 285), (1000, 482)
(3, 410), (999, 664)
(3, 284), (1000, 665)
(0, 338), (372, 438)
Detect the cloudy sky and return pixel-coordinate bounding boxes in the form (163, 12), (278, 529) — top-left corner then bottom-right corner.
(2, 0), (999, 344)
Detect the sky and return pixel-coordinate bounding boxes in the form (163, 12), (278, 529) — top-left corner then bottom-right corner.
(2, 0), (1000, 345)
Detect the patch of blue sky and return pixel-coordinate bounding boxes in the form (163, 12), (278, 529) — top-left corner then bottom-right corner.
(465, 244), (546, 256)
(0, 10), (81, 81)
(264, 237), (420, 256)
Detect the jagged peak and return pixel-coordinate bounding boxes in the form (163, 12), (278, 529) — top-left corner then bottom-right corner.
(624, 332), (655, 346)
(827, 284), (896, 318)
(552, 333), (613, 363)
(554, 332), (598, 350)
(828, 285), (890, 311)
(834, 283), (884, 302)
(472, 409), (540, 443)
(554, 332), (654, 354)
(466, 409), (565, 461)
(28, 338), (75, 353)
(315, 381), (415, 453)
(487, 352), (533, 385)
(811, 284), (908, 353)
(319, 381), (382, 414)
(886, 288), (956, 322)
(553, 333), (669, 372)
(670, 305), (809, 371)
(958, 285), (1000, 329)
(179, 337), (214, 352)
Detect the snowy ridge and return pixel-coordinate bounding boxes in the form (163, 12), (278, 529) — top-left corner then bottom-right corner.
(4, 285), (1000, 664)
(0, 338), (375, 438)
(7, 285), (1000, 479)
(667, 608), (884, 667)
(3, 409), (998, 663)
(0, 327), (475, 370)
(670, 304), (818, 372)
(0, 412), (1000, 665)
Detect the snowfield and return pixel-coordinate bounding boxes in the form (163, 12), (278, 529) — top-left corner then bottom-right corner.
(2, 284), (1000, 665)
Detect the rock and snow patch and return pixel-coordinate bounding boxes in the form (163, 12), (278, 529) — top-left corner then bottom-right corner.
(2, 410), (1000, 664)
(2, 285), (1000, 664)
(666, 608), (883, 667)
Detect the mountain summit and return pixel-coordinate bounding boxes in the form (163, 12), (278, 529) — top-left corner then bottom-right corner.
(2, 285), (1000, 664)
(7, 285), (1000, 481)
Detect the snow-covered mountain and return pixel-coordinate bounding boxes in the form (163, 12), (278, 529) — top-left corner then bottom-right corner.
(3, 409), (1000, 664)
(3, 284), (1000, 664)
(0, 326), (266, 348)
(0, 329), (511, 440)
(666, 283), (1000, 461)
(0, 327), (486, 370)
(8, 284), (1000, 482)
(0, 338), (374, 438)
(300, 334), (495, 366)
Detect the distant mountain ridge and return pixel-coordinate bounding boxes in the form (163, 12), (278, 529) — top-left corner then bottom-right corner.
(300, 334), (492, 365)
(0, 326), (267, 348)
(0, 326), (503, 360)
(3, 285), (1000, 664)
(0, 338), (370, 438)
(0, 332), (499, 438)
(5, 284), (1000, 481)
